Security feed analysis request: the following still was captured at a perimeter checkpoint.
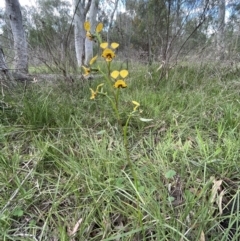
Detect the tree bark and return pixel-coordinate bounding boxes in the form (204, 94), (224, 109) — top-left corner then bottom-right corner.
(0, 47), (15, 88)
(84, 0), (99, 65)
(5, 0), (28, 74)
(73, 0), (92, 67)
(216, 0), (225, 60)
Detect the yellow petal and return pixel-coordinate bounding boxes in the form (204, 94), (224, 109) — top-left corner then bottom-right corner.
(82, 66), (87, 71)
(111, 42), (119, 49)
(89, 55), (98, 65)
(100, 42), (108, 49)
(120, 70), (128, 78)
(111, 70), (119, 79)
(90, 88), (96, 99)
(84, 21), (91, 31)
(96, 23), (103, 33)
(86, 31), (94, 41)
(132, 101), (140, 111)
(82, 66), (90, 76)
(132, 101), (140, 106)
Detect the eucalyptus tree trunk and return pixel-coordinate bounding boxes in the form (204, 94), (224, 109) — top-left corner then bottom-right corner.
(5, 0), (28, 74)
(84, 0), (99, 65)
(216, 0), (225, 60)
(73, 0), (92, 67)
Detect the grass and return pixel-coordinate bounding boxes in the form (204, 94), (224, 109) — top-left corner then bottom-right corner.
(1, 62), (240, 240)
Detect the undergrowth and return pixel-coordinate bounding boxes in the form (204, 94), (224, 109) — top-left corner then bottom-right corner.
(0, 62), (240, 240)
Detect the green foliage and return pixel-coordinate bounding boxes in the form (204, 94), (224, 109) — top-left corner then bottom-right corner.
(1, 63), (240, 240)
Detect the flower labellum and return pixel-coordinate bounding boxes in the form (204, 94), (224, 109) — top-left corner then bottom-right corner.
(102, 48), (115, 62)
(114, 80), (127, 88)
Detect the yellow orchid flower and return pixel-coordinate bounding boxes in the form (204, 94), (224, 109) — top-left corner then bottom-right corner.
(89, 84), (104, 99)
(100, 42), (119, 62)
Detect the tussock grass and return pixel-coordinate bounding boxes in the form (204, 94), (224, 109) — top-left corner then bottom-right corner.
(1, 63), (240, 240)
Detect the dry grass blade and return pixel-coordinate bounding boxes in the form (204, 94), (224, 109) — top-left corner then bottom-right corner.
(68, 218), (83, 240)
(210, 178), (223, 203)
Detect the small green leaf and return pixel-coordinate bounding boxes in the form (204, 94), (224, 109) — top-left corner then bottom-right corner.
(138, 185), (145, 193)
(12, 208), (24, 217)
(115, 178), (124, 188)
(165, 170), (176, 179)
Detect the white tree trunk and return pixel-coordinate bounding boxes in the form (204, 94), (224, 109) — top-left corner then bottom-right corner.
(5, 0), (28, 73)
(84, 0), (99, 65)
(216, 0), (225, 60)
(73, 0), (92, 67)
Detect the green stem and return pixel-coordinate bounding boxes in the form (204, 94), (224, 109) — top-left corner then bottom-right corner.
(95, 32), (102, 44)
(98, 67), (119, 120)
(107, 61), (111, 77)
(123, 114), (142, 225)
(116, 88), (120, 111)
(101, 93), (120, 121)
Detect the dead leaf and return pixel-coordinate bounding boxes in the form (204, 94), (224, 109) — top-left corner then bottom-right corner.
(210, 179), (222, 203)
(199, 230), (205, 241)
(68, 218), (83, 239)
(169, 175), (184, 206)
(218, 189), (226, 215)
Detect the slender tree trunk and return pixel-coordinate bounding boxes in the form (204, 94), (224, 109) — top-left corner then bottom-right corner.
(73, 0), (92, 67)
(107, 0), (119, 43)
(216, 0), (225, 60)
(5, 0), (28, 74)
(0, 47), (15, 88)
(85, 0), (99, 65)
